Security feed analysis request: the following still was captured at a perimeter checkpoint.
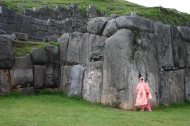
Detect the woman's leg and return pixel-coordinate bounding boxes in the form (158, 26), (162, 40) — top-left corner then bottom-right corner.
(146, 101), (152, 111)
(141, 105), (144, 111)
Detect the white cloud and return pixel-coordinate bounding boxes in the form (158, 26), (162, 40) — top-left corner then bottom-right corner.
(126, 0), (190, 14)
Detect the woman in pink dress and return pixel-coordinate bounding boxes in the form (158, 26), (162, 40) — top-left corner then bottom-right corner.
(135, 77), (152, 112)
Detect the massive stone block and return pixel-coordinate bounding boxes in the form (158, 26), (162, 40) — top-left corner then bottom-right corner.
(102, 18), (118, 37)
(46, 63), (60, 88)
(45, 45), (60, 64)
(185, 42), (190, 67)
(83, 61), (103, 102)
(68, 65), (85, 96)
(79, 33), (90, 66)
(60, 66), (71, 93)
(10, 54), (33, 88)
(67, 32), (83, 64)
(0, 70), (11, 95)
(34, 65), (46, 89)
(0, 35), (14, 69)
(30, 48), (48, 65)
(87, 17), (108, 35)
(102, 29), (134, 109)
(177, 26), (190, 42)
(170, 26), (186, 68)
(160, 69), (185, 104)
(59, 33), (70, 66)
(102, 29), (159, 109)
(116, 16), (154, 32)
(154, 22), (174, 70)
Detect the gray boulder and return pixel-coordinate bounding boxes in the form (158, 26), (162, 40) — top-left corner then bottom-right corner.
(154, 22), (174, 70)
(58, 33), (70, 66)
(116, 16), (154, 32)
(67, 32), (83, 64)
(46, 63), (60, 88)
(30, 48), (48, 65)
(83, 61), (103, 102)
(160, 69), (185, 105)
(0, 70), (11, 95)
(34, 65), (46, 89)
(177, 26), (190, 42)
(10, 54), (33, 88)
(68, 65), (85, 96)
(170, 26), (186, 68)
(60, 66), (71, 93)
(12, 32), (28, 41)
(63, 19), (73, 32)
(87, 17), (108, 35)
(45, 44), (59, 64)
(0, 35), (14, 69)
(79, 33), (90, 66)
(87, 4), (97, 18)
(102, 18), (118, 37)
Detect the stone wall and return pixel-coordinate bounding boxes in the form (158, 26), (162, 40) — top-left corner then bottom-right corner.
(1, 4), (190, 109)
(0, 5), (87, 41)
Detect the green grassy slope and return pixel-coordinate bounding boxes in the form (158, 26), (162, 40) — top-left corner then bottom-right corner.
(0, 92), (190, 126)
(2, 0), (190, 26)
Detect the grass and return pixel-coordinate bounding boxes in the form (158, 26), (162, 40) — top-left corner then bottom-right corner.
(0, 91), (190, 126)
(1, 0), (190, 25)
(12, 40), (60, 57)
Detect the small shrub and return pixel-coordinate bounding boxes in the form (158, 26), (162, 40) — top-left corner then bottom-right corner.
(3, 90), (22, 97)
(39, 88), (65, 95)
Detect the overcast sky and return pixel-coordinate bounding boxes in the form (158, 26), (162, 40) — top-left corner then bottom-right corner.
(126, 0), (190, 14)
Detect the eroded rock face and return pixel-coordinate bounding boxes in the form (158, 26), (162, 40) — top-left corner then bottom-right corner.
(60, 66), (71, 93)
(185, 69), (190, 101)
(0, 70), (11, 95)
(68, 65), (85, 96)
(83, 61), (103, 102)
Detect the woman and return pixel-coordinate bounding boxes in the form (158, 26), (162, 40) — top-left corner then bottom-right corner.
(135, 77), (152, 112)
